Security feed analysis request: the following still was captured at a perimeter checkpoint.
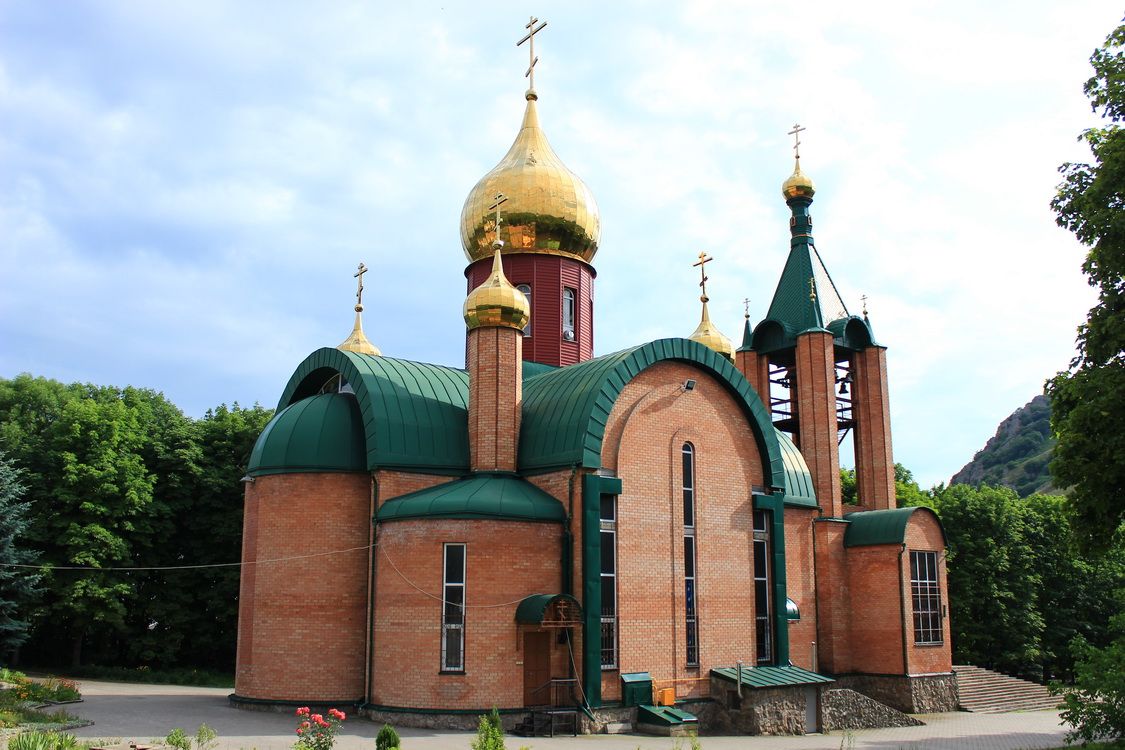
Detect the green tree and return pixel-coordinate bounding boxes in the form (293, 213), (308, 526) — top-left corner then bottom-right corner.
(1047, 20), (1125, 554)
(933, 484), (1044, 674)
(0, 451), (42, 657)
(1053, 592), (1125, 745)
(840, 468), (857, 505)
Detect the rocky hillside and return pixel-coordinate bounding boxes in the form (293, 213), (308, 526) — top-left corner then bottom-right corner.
(950, 394), (1056, 497)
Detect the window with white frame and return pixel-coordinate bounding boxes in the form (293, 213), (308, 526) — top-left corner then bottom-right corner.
(600, 495), (617, 669)
(910, 550), (943, 645)
(441, 544), (466, 671)
(682, 443), (699, 666)
(753, 508), (772, 663)
(516, 284), (532, 336)
(562, 288), (576, 340)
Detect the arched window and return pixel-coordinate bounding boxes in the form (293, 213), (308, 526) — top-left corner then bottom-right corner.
(516, 284), (532, 337)
(682, 443), (699, 665)
(562, 288), (576, 340)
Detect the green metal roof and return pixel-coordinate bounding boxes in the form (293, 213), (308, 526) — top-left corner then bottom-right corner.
(514, 593), (582, 624)
(519, 338), (785, 491)
(844, 506), (947, 548)
(376, 473), (566, 523)
(786, 597), (801, 621)
(711, 665), (834, 689)
(247, 393), (366, 477)
(776, 429), (818, 508)
(277, 348), (469, 472)
(522, 360), (558, 378)
(637, 705), (698, 726)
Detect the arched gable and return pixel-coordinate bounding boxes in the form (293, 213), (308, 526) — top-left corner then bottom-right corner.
(277, 347), (470, 472)
(519, 338), (785, 491)
(844, 506), (947, 548)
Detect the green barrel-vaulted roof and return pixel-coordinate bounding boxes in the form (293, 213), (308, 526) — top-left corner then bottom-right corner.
(376, 473), (566, 523)
(247, 393), (366, 477)
(776, 429), (817, 508)
(844, 506), (947, 548)
(519, 338), (785, 491)
(277, 348), (469, 473)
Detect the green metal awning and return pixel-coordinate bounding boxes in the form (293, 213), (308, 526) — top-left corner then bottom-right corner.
(786, 597), (801, 621)
(376, 473), (566, 523)
(711, 665), (834, 689)
(514, 594), (582, 625)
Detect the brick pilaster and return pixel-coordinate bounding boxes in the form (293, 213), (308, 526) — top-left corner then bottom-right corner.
(853, 346), (894, 511)
(467, 326), (522, 472)
(795, 331), (841, 516)
(735, 349), (772, 414)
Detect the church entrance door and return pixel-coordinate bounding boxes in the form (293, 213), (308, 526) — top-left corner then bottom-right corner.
(523, 631), (551, 706)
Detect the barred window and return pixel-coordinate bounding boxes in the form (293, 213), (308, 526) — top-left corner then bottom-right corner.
(600, 495), (618, 669)
(441, 544), (466, 671)
(683, 443), (699, 666)
(910, 550), (943, 645)
(562, 288), (576, 340)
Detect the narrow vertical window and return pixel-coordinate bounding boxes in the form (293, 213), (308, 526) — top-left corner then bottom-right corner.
(600, 495), (617, 669)
(516, 284), (532, 336)
(753, 509), (772, 663)
(562, 287), (576, 340)
(441, 543), (466, 672)
(910, 551), (943, 644)
(682, 443), (699, 666)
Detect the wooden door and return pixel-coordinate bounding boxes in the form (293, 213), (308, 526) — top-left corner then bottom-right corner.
(523, 632), (551, 706)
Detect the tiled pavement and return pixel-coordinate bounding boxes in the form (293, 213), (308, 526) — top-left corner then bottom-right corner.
(65, 680), (1071, 750)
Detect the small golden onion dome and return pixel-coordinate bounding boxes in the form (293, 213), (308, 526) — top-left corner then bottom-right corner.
(689, 300), (734, 362)
(782, 158), (816, 200)
(463, 247), (531, 331)
(338, 306), (381, 356)
(460, 92), (601, 264)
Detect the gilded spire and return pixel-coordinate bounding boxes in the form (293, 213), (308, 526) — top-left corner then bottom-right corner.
(688, 253), (734, 361)
(464, 197), (531, 331)
(337, 262), (381, 356)
(782, 123), (816, 201)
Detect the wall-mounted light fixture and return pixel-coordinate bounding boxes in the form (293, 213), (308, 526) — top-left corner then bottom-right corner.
(682, 379), (697, 392)
(240, 474), (255, 484)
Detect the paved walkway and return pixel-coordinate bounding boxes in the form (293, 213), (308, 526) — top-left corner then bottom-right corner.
(59, 680), (1071, 750)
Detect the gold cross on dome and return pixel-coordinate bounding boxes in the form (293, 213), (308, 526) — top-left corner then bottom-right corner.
(788, 123), (806, 161)
(809, 277), (818, 303)
(743, 297), (750, 319)
(489, 193), (508, 248)
(861, 294), (869, 317)
(353, 262), (368, 310)
(517, 16), (547, 91)
(693, 252), (713, 301)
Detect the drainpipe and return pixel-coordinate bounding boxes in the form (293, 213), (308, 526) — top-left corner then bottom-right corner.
(899, 542), (909, 677)
(563, 464), (578, 596)
(811, 509), (822, 672)
(364, 473), (379, 706)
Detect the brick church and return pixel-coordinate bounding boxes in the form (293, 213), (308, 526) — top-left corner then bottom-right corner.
(232, 27), (955, 734)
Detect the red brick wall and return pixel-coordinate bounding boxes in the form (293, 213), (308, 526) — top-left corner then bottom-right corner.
(853, 347), (894, 511)
(467, 326), (522, 472)
(235, 472), (371, 701)
(903, 513), (953, 674)
(796, 331), (841, 517)
(735, 349), (772, 415)
(602, 362), (765, 700)
(370, 519), (563, 709)
(784, 508), (818, 670)
(846, 545), (907, 675)
(375, 470), (451, 511)
(812, 519), (850, 673)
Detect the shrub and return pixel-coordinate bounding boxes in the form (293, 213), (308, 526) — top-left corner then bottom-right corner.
(1053, 614), (1125, 746)
(194, 723), (217, 750)
(294, 706), (345, 750)
(166, 728), (191, 750)
(470, 711), (504, 750)
(8, 732), (55, 750)
(374, 724), (399, 750)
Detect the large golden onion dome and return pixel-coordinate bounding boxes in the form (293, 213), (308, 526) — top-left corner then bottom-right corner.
(782, 158), (816, 200)
(464, 247), (531, 331)
(460, 91), (600, 263)
(689, 300), (734, 362)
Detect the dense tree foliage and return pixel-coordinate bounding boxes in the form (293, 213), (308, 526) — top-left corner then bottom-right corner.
(0, 452), (41, 657)
(1047, 21), (1125, 554)
(0, 374), (272, 670)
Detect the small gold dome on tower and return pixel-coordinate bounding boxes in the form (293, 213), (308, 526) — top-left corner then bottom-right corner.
(338, 305), (381, 356)
(460, 92), (601, 264)
(464, 247), (531, 331)
(782, 159), (816, 200)
(689, 300), (734, 361)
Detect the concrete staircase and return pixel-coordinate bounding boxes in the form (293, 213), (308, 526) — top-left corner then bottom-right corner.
(953, 664), (1062, 713)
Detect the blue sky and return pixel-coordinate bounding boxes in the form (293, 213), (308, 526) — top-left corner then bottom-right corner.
(0, 1), (1116, 487)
